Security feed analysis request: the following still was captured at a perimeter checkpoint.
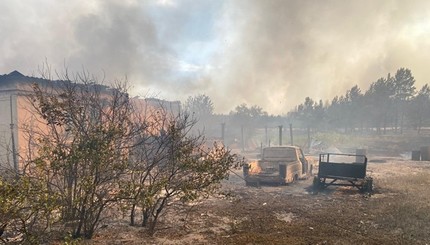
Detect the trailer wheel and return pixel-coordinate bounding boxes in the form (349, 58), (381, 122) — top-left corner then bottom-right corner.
(312, 176), (322, 193)
(362, 177), (373, 193)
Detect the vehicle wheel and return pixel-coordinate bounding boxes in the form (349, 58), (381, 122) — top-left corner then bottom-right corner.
(245, 181), (255, 187)
(245, 180), (259, 187)
(362, 177), (373, 193)
(312, 176), (322, 193)
(243, 164), (250, 177)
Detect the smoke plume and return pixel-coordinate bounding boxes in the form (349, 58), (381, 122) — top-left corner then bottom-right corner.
(1, 0), (430, 114)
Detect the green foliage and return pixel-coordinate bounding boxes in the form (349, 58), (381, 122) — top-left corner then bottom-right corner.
(63, 232), (82, 245)
(293, 97), (325, 129)
(25, 77), (136, 239)
(183, 94), (214, 120)
(0, 175), (60, 243)
(228, 103), (269, 145)
(407, 84), (430, 133)
(287, 67), (428, 135)
(393, 68), (416, 101)
(122, 112), (243, 234)
(1, 71), (250, 242)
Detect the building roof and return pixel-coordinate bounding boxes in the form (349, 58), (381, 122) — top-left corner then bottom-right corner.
(0, 70), (113, 92)
(0, 71), (181, 112)
(0, 70), (51, 87)
(8, 70), (24, 77)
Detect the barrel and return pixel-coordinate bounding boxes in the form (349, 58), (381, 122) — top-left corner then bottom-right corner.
(420, 146), (430, 161)
(411, 150), (421, 161)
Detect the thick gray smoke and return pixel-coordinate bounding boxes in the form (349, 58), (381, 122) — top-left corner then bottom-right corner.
(1, 0), (430, 114)
(212, 0), (430, 113)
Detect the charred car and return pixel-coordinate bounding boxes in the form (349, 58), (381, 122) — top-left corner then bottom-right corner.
(243, 146), (314, 186)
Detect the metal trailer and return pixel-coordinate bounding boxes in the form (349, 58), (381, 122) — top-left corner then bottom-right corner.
(313, 153), (373, 193)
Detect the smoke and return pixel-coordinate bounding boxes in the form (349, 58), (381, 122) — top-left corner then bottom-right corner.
(0, 0), (219, 90)
(1, 0), (430, 114)
(211, 0), (430, 114)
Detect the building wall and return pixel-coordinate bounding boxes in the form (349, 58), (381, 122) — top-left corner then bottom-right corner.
(0, 86), (18, 171)
(132, 97), (182, 135)
(0, 71), (182, 173)
(17, 89), (42, 171)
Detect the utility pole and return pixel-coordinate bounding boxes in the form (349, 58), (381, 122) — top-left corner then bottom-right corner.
(10, 94), (18, 173)
(265, 125), (268, 146)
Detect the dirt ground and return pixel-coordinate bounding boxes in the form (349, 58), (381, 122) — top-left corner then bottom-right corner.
(84, 153), (430, 245)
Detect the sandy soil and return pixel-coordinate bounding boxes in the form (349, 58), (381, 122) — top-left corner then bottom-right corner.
(86, 155), (430, 245)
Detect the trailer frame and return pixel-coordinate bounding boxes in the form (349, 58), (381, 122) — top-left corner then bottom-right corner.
(313, 153), (372, 193)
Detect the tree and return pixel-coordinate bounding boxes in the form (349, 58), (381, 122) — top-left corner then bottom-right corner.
(121, 111), (243, 234)
(229, 104), (268, 149)
(295, 97), (325, 148)
(363, 75), (394, 134)
(393, 68), (416, 101)
(314, 99), (325, 130)
(0, 175), (60, 243)
(26, 71), (140, 239)
(183, 94), (214, 120)
(1, 68), (244, 242)
(326, 95), (344, 130)
(408, 84), (430, 134)
(393, 68), (416, 133)
(183, 94), (214, 135)
(345, 85), (364, 132)
(296, 97), (315, 127)
(146, 116), (240, 234)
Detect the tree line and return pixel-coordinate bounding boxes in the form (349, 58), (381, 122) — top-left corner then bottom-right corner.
(183, 68), (430, 149)
(288, 68), (429, 135)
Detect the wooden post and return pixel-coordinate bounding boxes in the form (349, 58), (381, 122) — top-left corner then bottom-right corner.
(241, 125), (244, 151)
(278, 125), (283, 146)
(265, 125), (268, 147)
(289, 123), (293, 146)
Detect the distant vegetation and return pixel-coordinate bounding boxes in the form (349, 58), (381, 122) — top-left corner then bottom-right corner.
(185, 68), (430, 149)
(288, 67), (426, 135)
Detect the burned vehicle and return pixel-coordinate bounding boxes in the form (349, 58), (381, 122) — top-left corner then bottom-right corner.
(243, 146), (313, 186)
(313, 153), (373, 193)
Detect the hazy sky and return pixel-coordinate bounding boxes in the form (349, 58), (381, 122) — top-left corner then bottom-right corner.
(1, 0), (430, 114)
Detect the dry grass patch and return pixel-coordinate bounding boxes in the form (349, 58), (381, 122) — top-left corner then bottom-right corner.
(370, 172), (430, 243)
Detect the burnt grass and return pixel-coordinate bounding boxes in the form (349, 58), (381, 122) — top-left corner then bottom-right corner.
(86, 158), (430, 245)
